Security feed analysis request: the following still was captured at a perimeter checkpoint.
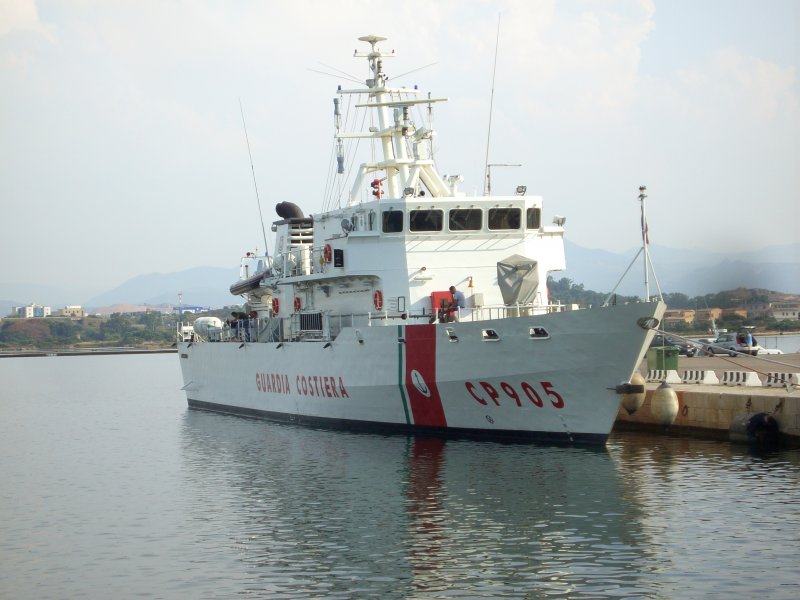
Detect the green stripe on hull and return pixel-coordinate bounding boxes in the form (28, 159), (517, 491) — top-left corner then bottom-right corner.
(397, 325), (411, 424)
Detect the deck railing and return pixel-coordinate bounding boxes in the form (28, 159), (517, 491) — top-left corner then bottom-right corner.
(176, 302), (570, 344)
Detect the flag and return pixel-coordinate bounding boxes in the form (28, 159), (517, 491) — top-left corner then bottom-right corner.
(640, 204), (649, 245)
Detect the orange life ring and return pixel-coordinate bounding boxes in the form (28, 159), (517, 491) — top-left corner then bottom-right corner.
(373, 289), (383, 311)
(271, 297), (279, 314)
(293, 297), (301, 313)
(323, 244), (332, 263)
(370, 178), (384, 198)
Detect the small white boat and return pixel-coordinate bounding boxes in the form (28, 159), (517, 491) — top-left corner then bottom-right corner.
(177, 35), (664, 444)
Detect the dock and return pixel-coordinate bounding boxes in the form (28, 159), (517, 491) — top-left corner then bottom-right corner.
(616, 353), (800, 443)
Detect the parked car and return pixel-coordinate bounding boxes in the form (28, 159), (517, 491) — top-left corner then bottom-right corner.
(649, 333), (697, 357)
(704, 331), (759, 356)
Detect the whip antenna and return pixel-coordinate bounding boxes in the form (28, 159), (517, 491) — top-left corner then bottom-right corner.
(239, 98), (270, 258)
(483, 15), (501, 195)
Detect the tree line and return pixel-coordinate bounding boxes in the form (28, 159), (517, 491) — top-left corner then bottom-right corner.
(0, 312), (178, 349)
(547, 277), (800, 333)
(2, 280), (798, 349)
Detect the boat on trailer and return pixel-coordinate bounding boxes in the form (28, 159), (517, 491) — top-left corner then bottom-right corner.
(177, 35), (665, 444)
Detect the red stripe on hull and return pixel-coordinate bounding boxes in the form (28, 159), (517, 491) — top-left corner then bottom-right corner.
(404, 324), (448, 427)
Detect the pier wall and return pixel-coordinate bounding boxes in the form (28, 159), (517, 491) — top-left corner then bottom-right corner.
(615, 383), (799, 441)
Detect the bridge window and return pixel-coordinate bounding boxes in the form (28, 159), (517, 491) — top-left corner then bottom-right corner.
(382, 210), (404, 233)
(526, 207), (541, 229)
(448, 208), (482, 231)
(488, 208), (521, 230)
(409, 209), (443, 232)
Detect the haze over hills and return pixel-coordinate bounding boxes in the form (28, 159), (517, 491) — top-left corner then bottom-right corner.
(83, 267), (240, 309)
(1, 243), (798, 315)
(0, 267), (240, 316)
(559, 242), (800, 297)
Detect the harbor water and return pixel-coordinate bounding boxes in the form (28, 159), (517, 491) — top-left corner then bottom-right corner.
(1, 354), (799, 599)
(754, 332), (800, 354)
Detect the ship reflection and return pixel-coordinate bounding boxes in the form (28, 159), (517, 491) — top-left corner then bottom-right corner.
(404, 437), (448, 590)
(179, 411), (654, 597)
(401, 436), (652, 597)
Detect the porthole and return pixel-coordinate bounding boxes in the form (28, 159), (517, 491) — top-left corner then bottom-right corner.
(481, 329), (500, 341)
(529, 327), (550, 339)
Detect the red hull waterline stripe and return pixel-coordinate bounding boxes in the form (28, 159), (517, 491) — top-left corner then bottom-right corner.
(403, 324), (448, 427)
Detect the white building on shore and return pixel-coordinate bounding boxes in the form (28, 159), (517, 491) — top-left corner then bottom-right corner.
(13, 303), (52, 318)
(61, 305), (85, 318)
(771, 302), (800, 322)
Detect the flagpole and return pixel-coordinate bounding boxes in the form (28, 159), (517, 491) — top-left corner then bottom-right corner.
(639, 185), (650, 301)
(602, 185), (662, 306)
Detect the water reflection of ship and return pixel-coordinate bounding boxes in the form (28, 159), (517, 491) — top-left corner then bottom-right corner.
(402, 437), (654, 596)
(404, 437), (448, 593)
(180, 411), (657, 596)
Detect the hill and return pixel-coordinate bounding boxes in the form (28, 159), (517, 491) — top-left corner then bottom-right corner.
(0, 267), (239, 316)
(2, 242), (799, 315)
(84, 266), (239, 310)
(559, 242), (800, 296)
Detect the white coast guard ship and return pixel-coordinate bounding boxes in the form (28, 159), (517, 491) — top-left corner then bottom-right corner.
(177, 35), (665, 444)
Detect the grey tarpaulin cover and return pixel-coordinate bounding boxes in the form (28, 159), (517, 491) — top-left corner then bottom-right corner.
(496, 254), (539, 305)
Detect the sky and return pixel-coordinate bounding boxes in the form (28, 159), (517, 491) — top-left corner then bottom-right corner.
(1, 0), (798, 295)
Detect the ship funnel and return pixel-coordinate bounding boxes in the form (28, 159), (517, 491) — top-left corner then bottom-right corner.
(497, 255), (539, 305)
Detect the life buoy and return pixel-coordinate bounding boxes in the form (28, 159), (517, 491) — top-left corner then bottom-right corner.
(373, 289), (383, 311)
(293, 297), (301, 313)
(323, 244), (332, 263)
(370, 178), (384, 198)
(271, 297), (279, 314)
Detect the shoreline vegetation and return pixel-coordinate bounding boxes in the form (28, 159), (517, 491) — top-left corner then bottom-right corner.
(3, 281), (799, 353)
(1, 324), (798, 356)
(0, 346), (176, 357)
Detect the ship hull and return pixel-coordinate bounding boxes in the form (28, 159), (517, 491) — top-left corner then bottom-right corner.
(185, 399), (607, 443)
(178, 302), (664, 444)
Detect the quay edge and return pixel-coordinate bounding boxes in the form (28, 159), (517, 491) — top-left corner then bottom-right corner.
(614, 382), (800, 445)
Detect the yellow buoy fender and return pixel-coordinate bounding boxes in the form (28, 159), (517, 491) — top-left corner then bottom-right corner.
(621, 372), (646, 415)
(650, 382), (679, 425)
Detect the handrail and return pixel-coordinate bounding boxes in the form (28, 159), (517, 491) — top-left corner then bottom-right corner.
(176, 302), (572, 345)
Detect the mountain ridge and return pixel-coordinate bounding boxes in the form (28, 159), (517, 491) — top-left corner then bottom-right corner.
(559, 241), (800, 297)
(2, 243), (798, 315)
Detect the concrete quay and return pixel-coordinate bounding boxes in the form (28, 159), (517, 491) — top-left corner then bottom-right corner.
(615, 353), (800, 443)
